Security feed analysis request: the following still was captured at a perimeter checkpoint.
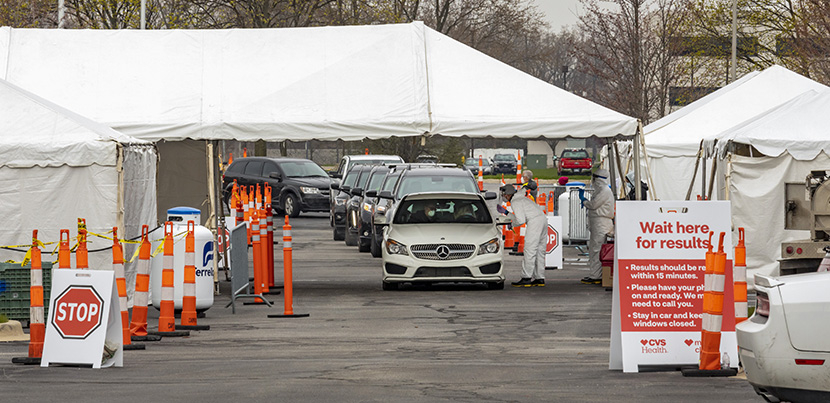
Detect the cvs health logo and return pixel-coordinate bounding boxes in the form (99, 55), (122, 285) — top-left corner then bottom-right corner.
(640, 339), (666, 346)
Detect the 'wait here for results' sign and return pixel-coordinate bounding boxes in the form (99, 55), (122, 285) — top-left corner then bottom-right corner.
(609, 201), (738, 373)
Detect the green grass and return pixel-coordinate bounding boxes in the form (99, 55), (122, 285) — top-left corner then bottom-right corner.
(484, 168), (591, 180)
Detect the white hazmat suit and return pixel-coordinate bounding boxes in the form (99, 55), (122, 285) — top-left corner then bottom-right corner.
(582, 170), (615, 280)
(506, 193), (548, 281)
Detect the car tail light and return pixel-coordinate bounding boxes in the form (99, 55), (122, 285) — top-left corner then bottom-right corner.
(786, 246), (793, 254)
(796, 247), (803, 254)
(755, 291), (770, 317)
(795, 359), (825, 365)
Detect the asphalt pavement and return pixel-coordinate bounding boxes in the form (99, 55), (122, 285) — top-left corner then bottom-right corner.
(0, 205), (762, 402)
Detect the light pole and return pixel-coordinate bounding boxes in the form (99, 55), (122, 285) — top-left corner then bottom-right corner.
(730, 0), (737, 82)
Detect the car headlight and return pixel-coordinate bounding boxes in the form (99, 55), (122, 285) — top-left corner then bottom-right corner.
(335, 198), (346, 206)
(300, 186), (319, 194)
(386, 239), (408, 255)
(362, 202), (372, 212)
(478, 238), (500, 255)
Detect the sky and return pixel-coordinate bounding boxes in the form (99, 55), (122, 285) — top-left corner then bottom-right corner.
(533, 0), (585, 31)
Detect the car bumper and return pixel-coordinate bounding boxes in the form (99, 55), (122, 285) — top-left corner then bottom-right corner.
(382, 252), (504, 284)
(332, 205), (347, 227)
(300, 194), (330, 212)
(737, 304), (830, 397)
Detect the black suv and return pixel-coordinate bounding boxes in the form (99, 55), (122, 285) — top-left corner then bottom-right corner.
(330, 165), (368, 241)
(492, 154), (518, 174)
(343, 165), (375, 246)
(222, 157), (334, 217)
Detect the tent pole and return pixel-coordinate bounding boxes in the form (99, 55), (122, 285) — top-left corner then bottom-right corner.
(607, 138), (618, 198)
(612, 141), (627, 199)
(707, 154), (718, 201)
(701, 153), (707, 199)
(685, 141), (703, 201)
(638, 125), (658, 200)
(633, 121), (642, 200)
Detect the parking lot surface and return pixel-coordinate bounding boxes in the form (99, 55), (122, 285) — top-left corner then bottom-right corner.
(0, 212), (760, 402)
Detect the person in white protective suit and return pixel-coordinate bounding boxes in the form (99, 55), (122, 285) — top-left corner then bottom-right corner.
(579, 169), (615, 284)
(497, 184), (548, 287)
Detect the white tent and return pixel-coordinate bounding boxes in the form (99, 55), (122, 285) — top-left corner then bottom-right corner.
(644, 65), (828, 201)
(0, 22), (638, 221)
(0, 78), (157, 300)
(700, 89), (830, 280)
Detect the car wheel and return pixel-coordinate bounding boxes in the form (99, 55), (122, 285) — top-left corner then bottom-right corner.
(370, 237), (382, 258)
(333, 226), (345, 241)
(358, 238), (371, 253)
(282, 193), (300, 218)
(382, 281), (398, 291)
(344, 229), (358, 246)
(487, 281), (504, 290)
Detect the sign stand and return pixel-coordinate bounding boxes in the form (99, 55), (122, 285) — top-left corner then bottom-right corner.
(41, 270), (123, 368)
(545, 216), (563, 269)
(224, 223), (272, 313)
(609, 201), (737, 373)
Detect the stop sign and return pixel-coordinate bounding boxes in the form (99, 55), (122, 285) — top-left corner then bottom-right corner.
(51, 285), (104, 340)
(546, 224), (559, 254)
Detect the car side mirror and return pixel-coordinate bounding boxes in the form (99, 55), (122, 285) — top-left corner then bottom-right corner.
(352, 188), (364, 197)
(269, 172), (282, 181)
(375, 215), (388, 226)
(496, 216), (512, 226)
(330, 183), (340, 191)
(365, 190), (378, 198)
(341, 185), (352, 194)
(378, 191), (394, 200)
(483, 191), (497, 200)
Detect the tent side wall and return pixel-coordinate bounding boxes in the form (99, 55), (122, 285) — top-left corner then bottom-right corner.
(122, 144), (159, 306)
(0, 163), (119, 269)
(728, 153), (830, 284)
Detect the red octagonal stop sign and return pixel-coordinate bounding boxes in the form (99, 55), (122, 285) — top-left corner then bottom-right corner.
(546, 224), (559, 254)
(51, 285), (104, 340)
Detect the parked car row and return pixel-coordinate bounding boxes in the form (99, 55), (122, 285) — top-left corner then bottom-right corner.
(329, 158), (507, 290)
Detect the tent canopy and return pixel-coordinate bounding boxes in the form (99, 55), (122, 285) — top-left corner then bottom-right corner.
(0, 22), (637, 142)
(0, 79), (149, 168)
(705, 89), (830, 160)
(645, 65), (829, 158)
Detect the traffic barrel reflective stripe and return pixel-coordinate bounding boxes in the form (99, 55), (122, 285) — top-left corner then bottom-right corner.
(28, 230), (45, 358)
(58, 229), (71, 269)
(130, 225), (152, 337)
(734, 227), (748, 324)
(700, 232), (726, 371)
(111, 227), (131, 346)
(282, 216), (294, 315)
(181, 221), (198, 326)
(76, 218), (88, 269)
(158, 222), (176, 333)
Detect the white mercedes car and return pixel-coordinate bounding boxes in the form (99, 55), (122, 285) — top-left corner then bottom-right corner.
(376, 191), (508, 290)
(736, 272), (830, 402)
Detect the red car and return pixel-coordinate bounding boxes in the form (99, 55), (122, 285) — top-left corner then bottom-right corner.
(557, 149), (593, 175)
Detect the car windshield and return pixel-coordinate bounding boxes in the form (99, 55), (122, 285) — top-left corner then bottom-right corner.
(342, 168), (361, 187)
(395, 175), (479, 199)
(465, 159), (480, 166)
(381, 173), (400, 192)
(278, 161), (328, 178)
(394, 198), (492, 224)
(367, 171), (388, 192)
(562, 150), (590, 159)
(493, 155), (514, 161)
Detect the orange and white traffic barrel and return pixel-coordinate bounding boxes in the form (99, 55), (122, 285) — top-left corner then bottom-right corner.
(111, 228), (135, 349)
(700, 232), (726, 371)
(28, 230), (45, 359)
(130, 226), (152, 338)
(157, 222), (177, 333)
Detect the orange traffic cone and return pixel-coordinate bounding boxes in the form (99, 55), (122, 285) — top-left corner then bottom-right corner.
(538, 192), (546, 208)
(27, 230), (45, 359)
(76, 218), (88, 269)
(516, 151), (522, 184)
(58, 229), (71, 269)
(734, 228), (748, 324)
(477, 155), (484, 191)
(265, 186), (276, 290)
(244, 210), (269, 305)
(243, 147), (248, 157)
(112, 228), (144, 350)
(130, 226), (159, 341)
(152, 222), (189, 337)
(179, 222), (210, 331)
(269, 216), (309, 318)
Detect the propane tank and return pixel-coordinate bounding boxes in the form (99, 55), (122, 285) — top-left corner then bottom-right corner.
(151, 207), (215, 312)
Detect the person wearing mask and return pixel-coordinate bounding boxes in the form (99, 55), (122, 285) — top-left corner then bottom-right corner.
(579, 169), (614, 285)
(497, 184), (547, 287)
(521, 170), (538, 200)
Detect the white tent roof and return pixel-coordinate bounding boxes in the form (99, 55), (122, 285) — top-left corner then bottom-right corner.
(0, 78), (149, 168)
(705, 89), (830, 160)
(0, 22), (636, 142)
(644, 65), (828, 157)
